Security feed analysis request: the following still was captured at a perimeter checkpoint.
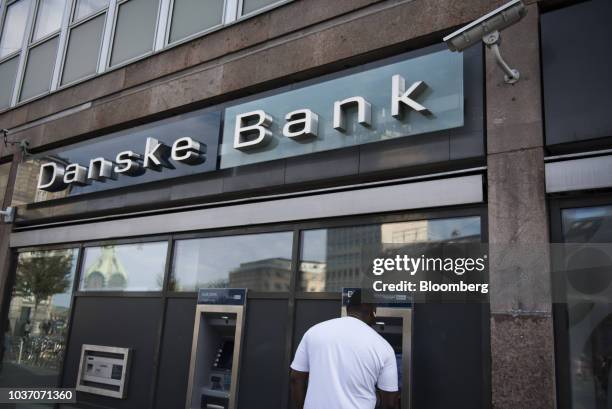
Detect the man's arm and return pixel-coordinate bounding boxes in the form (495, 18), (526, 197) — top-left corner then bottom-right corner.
(290, 369), (309, 409)
(377, 388), (400, 409)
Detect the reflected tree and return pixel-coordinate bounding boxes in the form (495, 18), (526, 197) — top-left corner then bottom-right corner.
(14, 252), (73, 313)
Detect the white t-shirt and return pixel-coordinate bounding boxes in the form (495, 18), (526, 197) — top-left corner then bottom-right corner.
(291, 316), (398, 409)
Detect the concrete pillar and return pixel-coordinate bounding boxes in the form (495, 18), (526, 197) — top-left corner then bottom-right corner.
(486, 4), (556, 409)
(0, 152), (20, 333)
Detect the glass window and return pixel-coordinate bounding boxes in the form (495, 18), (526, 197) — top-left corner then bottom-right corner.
(32, 0), (66, 42)
(0, 249), (78, 387)
(0, 0), (31, 58)
(171, 232), (293, 292)
(561, 204), (612, 409)
(74, 0), (108, 21)
(299, 216), (482, 292)
(168, 0), (224, 44)
(19, 36), (58, 101)
(109, 0), (158, 67)
(242, 0), (279, 16)
(0, 56), (19, 109)
(79, 242), (168, 291)
(61, 13), (104, 85)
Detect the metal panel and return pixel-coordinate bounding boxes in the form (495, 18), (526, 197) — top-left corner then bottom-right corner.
(10, 174), (484, 247)
(155, 298), (197, 409)
(237, 299), (288, 409)
(75, 344), (131, 399)
(61, 297), (163, 409)
(545, 155), (612, 193)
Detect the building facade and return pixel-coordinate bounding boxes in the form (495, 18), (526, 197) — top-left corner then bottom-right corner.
(0, 0), (610, 408)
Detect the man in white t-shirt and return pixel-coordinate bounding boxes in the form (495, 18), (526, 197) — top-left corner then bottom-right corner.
(290, 289), (399, 409)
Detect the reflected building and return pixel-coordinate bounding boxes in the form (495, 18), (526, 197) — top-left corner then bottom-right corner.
(299, 260), (326, 292)
(325, 225), (382, 291)
(381, 220), (429, 243)
(229, 258), (293, 292)
(11, 158), (70, 206)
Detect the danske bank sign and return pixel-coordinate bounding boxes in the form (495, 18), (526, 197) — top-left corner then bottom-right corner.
(35, 49), (463, 196)
(219, 49), (464, 169)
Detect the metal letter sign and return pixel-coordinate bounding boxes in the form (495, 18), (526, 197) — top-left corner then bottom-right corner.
(220, 49), (464, 169)
(34, 109), (220, 197)
(30, 49), (464, 202)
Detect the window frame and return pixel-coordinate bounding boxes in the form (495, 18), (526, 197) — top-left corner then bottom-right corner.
(237, 0), (290, 20)
(106, 0), (163, 69)
(164, 0), (227, 47)
(78, 238), (170, 293)
(56, 1), (108, 88)
(0, 0), (295, 112)
(30, 0), (66, 43)
(0, 0), (31, 62)
(15, 0), (68, 103)
(3, 204), (487, 406)
(0, 0), (35, 106)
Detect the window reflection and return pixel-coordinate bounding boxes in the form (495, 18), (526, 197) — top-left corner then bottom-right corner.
(561, 205), (612, 409)
(299, 217), (481, 292)
(74, 0), (109, 21)
(0, 249), (77, 388)
(171, 232), (293, 292)
(79, 242), (168, 291)
(33, 0), (66, 42)
(0, 0), (31, 58)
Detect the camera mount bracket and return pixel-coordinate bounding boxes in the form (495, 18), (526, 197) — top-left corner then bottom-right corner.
(483, 30), (520, 84)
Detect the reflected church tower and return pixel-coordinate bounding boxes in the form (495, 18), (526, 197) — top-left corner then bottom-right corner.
(84, 246), (128, 290)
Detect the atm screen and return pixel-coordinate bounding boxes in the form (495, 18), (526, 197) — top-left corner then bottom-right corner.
(374, 317), (403, 388)
(215, 341), (234, 370)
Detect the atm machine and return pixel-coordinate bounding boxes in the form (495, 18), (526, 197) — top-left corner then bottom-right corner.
(186, 289), (247, 409)
(342, 288), (413, 409)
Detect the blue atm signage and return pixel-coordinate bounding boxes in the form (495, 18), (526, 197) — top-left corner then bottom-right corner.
(220, 49), (464, 169)
(197, 288), (248, 305)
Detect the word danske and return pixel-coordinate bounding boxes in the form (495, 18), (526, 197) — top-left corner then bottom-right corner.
(37, 137), (204, 192)
(232, 74), (431, 150)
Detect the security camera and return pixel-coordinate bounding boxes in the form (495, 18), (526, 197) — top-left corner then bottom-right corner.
(443, 0), (527, 83)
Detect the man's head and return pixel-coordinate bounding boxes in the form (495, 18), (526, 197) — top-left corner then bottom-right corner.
(346, 289), (377, 326)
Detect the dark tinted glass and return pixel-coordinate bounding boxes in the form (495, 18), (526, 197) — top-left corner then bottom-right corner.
(561, 204), (612, 409)
(20, 36), (59, 101)
(61, 13), (104, 85)
(110, 0), (158, 66)
(542, 0), (612, 145)
(169, 0), (224, 43)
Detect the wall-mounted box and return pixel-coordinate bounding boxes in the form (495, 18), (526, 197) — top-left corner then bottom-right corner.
(76, 344), (132, 399)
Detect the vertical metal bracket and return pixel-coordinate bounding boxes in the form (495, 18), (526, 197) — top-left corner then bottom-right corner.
(483, 30), (520, 84)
